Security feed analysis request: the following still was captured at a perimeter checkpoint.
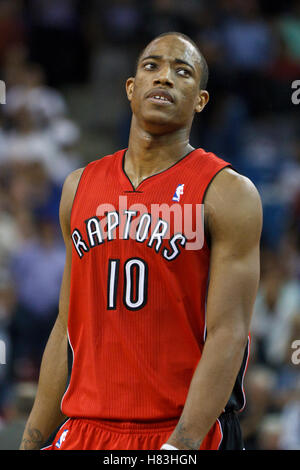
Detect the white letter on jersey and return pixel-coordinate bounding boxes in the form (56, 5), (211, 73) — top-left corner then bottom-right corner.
(72, 229), (89, 258)
(148, 219), (169, 252)
(162, 234), (186, 261)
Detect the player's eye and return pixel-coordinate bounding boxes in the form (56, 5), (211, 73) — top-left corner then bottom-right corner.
(143, 62), (157, 71)
(176, 68), (191, 77)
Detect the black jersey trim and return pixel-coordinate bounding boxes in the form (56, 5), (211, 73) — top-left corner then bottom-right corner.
(121, 147), (196, 192)
(60, 330), (75, 414)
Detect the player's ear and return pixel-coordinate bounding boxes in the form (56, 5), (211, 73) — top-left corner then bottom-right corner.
(126, 77), (135, 102)
(195, 90), (209, 113)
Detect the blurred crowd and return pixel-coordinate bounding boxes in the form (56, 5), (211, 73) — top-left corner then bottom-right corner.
(0, 0), (299, 450)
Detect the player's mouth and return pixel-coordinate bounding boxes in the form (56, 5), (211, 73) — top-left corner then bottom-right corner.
(146, 88), (174, 105)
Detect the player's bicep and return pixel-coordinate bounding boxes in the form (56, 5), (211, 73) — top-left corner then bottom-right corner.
(205, 169), (262, 340)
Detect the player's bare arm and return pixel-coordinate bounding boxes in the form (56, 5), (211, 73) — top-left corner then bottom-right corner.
(19, 168), (84, 450)
(167, 168), (262, 450)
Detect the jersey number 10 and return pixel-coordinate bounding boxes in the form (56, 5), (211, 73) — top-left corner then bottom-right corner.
(107, 258), (148, 311)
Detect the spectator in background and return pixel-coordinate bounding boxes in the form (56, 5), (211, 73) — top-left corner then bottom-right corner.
(2, 104), (58, 169)
(221, 0), (274, 72)
(0, 270), (15, 414)
(0, 382), (37, 449)
(45, 116), (82, 185)
(264, 34), (300, 112)
(274, 315), (300, 450)
(278, 3), (300, 63)
(7, 162), (62, 226)
(220, 0), (275, 114)
(240, 365), (277, 450)
(279, 401), (300, 450)
(257, 414), (282, 450)
(251, 250), (300, 367)
(5, 63), (67, 126)
(266, 32), (300, 83)
(0, 60), (81, 185)
(10, 214), (65, 381)
(279, 138), (300, 207)
(0, 193), (24, 270)
(0, 49), (82, 402)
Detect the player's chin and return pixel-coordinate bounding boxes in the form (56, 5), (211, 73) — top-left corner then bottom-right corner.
(144, 119), (181, 135)
(142, 110), (181, 131)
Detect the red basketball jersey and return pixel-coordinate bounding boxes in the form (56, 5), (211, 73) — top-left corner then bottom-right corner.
(61, 148), (238, 421)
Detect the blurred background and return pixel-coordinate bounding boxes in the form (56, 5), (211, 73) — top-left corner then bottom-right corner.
(0, 0), (299, 450)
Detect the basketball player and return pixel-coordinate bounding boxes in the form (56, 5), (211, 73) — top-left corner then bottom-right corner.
(20, 32), (262, 450)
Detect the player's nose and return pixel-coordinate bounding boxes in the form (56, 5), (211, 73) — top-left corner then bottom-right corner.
(153, 64), (174, 87)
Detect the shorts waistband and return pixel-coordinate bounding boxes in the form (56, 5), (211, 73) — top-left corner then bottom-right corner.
(70, 417), (179, 434)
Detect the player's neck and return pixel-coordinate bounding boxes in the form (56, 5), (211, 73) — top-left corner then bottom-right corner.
(125, 121), (194, 189)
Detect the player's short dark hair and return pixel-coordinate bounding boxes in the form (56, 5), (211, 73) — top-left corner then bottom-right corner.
(136, 31), (209, 90)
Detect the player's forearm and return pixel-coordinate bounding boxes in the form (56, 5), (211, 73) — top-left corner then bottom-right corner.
(20, 317), (68, 449)
(167, 328), (248, 450)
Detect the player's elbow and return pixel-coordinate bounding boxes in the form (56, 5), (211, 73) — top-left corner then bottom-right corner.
(206, 322), (249, 354)
(231, 328), (249, 352)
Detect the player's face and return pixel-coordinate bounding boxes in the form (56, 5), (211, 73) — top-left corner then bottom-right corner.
(126, 36), (209, 134)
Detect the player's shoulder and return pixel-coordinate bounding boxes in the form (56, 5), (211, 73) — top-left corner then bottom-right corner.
(63, 150), (123, 194)
(209, 167), (261, 206)
(59, 167), (85, 233)
(205, 167), (262, 238)
(63, 167), (85, 189)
